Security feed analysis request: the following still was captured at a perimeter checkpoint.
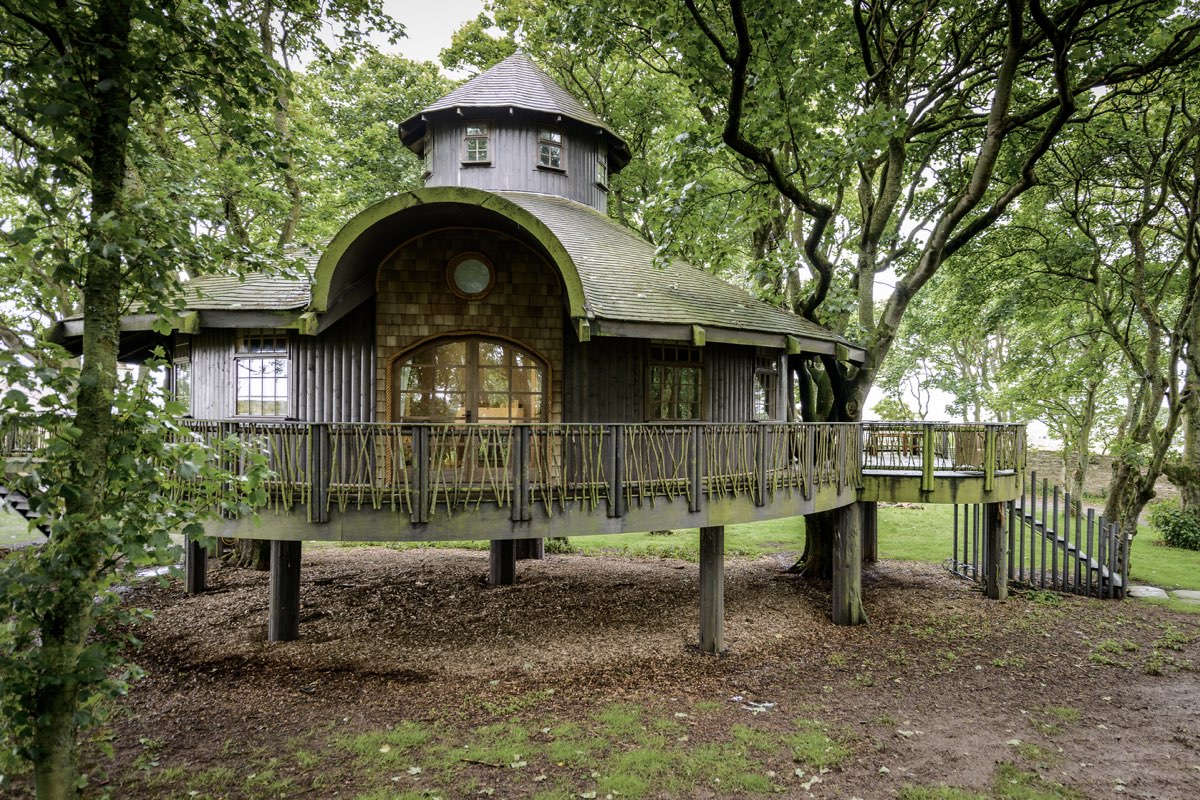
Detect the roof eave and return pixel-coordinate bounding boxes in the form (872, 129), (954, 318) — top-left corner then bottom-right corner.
(588, 318), (865, 363)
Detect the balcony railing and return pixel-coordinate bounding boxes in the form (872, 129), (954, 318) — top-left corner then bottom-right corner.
(2, 417), (1026, 528)
(169, 421), (864, 525)
(862, 421), (1024, 492)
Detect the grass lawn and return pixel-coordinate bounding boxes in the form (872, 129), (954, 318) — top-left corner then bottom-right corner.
(338, 501), (1200, 597)
(0, 509), (36, 547)
(1127, 523), (1200, 591)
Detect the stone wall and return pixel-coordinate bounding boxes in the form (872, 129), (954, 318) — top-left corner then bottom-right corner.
(375, 228), (564, 421)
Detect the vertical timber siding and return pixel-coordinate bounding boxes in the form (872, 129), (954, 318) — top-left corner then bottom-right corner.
(563, 339), (781, 424)
(189, 329), (235, 418)
(427, 115), (609, 213)
(183, 309), (375, 422)
(292, 307), (375, 422)
(376, 229), (564, 422)
(562, 336), (644, 422)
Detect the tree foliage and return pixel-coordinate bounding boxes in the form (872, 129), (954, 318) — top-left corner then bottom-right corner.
(0, 1), (390, 796)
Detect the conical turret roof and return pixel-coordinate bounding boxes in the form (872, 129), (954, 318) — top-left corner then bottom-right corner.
(399, 51), (630, 168)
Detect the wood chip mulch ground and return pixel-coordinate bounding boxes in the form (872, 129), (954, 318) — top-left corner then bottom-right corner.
(10, 546), (1200, 798)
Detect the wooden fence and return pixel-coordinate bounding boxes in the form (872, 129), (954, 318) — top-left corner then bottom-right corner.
(953, 471), (1129, 599)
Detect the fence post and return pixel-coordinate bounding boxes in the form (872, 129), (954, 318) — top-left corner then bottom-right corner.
(511, 426), (530, 523)
(754, 424), (768, 506)
(984, 425), (996, 492)
(1121, 528), (1131, 599)
(920, 423), (935, 492)
(219, 421), (236, 519)
(608, 425), (626, 518)
(414, 425), (430, 525)
(688, 425), (702, 513)
(311, 423), (330, 524)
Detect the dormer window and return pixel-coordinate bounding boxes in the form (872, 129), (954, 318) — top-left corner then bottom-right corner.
(538, 128), (564, 170)
(464, 122), (490, 164)
(595, 148), (608, 189)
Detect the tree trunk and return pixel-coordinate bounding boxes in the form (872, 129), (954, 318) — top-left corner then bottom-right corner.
(231, 538), (271, 570)
(788, 509), (836, 579)
(33, 2), (133, 796)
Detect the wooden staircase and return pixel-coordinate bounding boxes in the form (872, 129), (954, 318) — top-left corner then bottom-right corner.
(0, 484), (49, 542)
(953, 473), (1130, 600)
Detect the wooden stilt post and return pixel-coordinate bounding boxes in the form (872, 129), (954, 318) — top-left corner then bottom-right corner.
(268, 540), (302, 642)
(832, 502), (866, 625)
(984, 502), (1008, 601)
(489, 539), (516, 586)
(699, 526), (725, 654)
(862, 500), (878, 563)
(184, 536), (207, 594)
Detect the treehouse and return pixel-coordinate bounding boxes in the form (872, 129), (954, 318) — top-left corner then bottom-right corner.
(39, 53), (1027, 649)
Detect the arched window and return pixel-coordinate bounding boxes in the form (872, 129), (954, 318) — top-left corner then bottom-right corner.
(391, 336), (547, 423)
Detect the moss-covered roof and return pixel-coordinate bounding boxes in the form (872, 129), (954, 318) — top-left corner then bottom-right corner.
(68, 189), (858, 359)
(176, 251), (317, 310)
(496, 192), (848, 346)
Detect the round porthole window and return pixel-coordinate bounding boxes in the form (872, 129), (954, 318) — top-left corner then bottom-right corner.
(447, 253), (495, 300)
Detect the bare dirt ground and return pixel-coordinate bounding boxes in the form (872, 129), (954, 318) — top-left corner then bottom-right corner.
(12, 547), (1200, 799)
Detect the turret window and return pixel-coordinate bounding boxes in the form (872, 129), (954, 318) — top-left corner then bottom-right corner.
(538, 128), (564, 170)
(422, 132), (434, 178)
(595, 148), (608, 189)
(464, 122), (490, 163)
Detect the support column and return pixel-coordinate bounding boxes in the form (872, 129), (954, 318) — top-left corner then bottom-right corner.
(513, 538), (544, 560)
(268, 540), (302, 642)
(184, 536), (207, 595)
(984, 502), (1008, 600)
(832, 502), (866, 626)
(862, 500), (878, 563)
(489, 539), (516, 586)
(699, 526), (725, 654)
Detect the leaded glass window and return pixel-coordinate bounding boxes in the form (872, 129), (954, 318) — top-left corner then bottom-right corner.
(235, 330), (288, 416)
(648, 344), (703, 420)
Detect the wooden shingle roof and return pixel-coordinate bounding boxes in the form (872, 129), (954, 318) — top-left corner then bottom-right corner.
(497, 192), (852, 348)
(398, 52), (630, 168)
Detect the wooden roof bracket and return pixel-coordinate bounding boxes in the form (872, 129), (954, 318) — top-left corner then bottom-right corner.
(691, 324), (705, 346)
(574, 317), (591, 342)
(176, 311), (200, 335)
(298, 311), (320, 336)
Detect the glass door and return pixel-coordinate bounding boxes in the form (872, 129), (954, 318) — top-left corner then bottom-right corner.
(393, 337), (546, 423)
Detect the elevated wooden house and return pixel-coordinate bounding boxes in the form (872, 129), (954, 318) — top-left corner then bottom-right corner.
(41, 53), (1028, 648)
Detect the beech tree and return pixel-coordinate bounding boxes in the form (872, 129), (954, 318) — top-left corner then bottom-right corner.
(0, 1), (390, 796)
(536, 0), (1198, 574)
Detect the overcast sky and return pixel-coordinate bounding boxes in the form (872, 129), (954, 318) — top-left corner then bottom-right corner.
(381, 1), (488, 66)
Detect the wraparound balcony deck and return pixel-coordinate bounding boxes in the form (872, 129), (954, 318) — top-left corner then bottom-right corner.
(164, 420), (1027, 541)
(0, 418), (1027, 644)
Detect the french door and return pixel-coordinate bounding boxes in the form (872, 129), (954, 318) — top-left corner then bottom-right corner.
(392, 336), (547, 424)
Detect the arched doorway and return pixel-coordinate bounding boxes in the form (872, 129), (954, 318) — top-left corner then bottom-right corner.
(390, 336), (548, 424)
